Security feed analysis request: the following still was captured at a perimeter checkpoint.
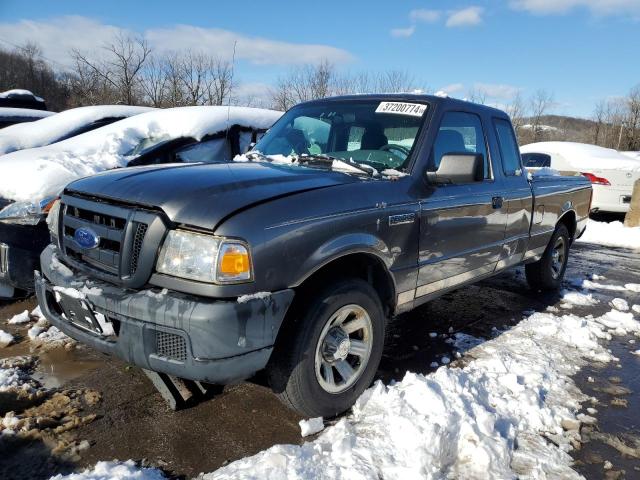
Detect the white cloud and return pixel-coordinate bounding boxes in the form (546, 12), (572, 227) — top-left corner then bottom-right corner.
(0, 16), (354, 68)
(446, 7), (485, 27)
(409, 9), (442, 23)
(390, 26), (416, 38)
(146, 25), (353, 66)
(473, 83), (522, 99)
(510, 0), (640, 16)
(439, 83), (466, 94)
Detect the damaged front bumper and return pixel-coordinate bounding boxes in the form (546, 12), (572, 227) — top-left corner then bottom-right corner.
(35, 245), (295, 384)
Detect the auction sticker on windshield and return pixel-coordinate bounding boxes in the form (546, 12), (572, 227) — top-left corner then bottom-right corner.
(375, 102), (427, 117)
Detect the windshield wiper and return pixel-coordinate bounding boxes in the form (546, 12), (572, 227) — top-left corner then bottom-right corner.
(293, 154), (376, 177)
(245, 151), (273, 162)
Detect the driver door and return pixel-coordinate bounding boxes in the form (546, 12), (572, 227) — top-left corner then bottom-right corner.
(415, 110), (507, 300)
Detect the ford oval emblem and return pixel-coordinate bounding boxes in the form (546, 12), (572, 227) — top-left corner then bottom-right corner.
(74, 227), (101, 250)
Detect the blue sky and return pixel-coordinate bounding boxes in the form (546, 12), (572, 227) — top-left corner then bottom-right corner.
(0, 0), (639, 117)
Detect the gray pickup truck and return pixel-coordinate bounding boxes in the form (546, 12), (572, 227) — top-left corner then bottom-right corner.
(35, 95), (592, 417)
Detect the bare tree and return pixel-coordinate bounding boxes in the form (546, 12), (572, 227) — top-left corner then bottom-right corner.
(140, 55), (168, 107)
(529, 89), (555, 142)
(467, 87), (487, 105)
(592, 99), (606, 145)
(72, 33), (151, 105)
(507, 91), (526, 138)
(270, 60), (334, 111)
(204, 58), (234, 106)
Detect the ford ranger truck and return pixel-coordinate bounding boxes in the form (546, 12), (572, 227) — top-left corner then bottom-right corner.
(35, 95), (592, 417)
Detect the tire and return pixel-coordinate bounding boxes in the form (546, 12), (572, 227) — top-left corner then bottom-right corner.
(526, 223), (570, 291)
(267, 278), (386, 418)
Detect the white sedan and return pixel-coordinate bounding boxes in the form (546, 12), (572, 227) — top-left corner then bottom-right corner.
(521, 142), (640, 214)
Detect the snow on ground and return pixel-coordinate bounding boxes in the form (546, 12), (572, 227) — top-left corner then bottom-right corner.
(0, 356), (40, 395)
(0, 329), (14, 347)
(48, 460), (166, 480)
(0, 106), (282, 203)
(198, 307), (639, 480)
(577, 220), (640, 250)
(299, 418), (325, 437)
(7, 309), (30, 324)
(559, 290), (599, 309)
(0, 105), (153, 155)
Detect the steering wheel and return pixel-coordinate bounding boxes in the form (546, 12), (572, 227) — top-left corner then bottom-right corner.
(380, 144), (411, 158)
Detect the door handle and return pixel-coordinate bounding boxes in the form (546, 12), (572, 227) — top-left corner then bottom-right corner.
(492, 196), (504, 209)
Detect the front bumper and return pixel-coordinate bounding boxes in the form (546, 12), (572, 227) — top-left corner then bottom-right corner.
(36, 245), (295, 384)
(0, 220), (50, 295)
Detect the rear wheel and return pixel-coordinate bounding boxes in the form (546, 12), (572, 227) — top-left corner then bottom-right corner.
(267, 279), (385, 418)
(526, 223), (570, 291)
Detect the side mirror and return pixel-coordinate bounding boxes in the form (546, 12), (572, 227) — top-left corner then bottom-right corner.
(426, 153), (484, 185)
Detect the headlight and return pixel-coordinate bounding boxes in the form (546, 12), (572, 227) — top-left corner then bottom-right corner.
(156, 230), (253, 284)
(0, 197), (58, 225)
(46, 199), (61, 237)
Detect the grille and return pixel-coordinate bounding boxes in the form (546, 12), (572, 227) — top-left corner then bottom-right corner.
(60, 196), (152, 280)
(156, 331), (187, 362)
(129, 222), (148, 274)
(0, 243), (8, 274)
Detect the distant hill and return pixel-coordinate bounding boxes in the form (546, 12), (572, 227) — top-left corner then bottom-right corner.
(518, 115), (598, 145)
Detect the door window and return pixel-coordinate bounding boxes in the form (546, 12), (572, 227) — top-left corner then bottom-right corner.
(494, 118), (523, 176)
(431, 111), (490, 179)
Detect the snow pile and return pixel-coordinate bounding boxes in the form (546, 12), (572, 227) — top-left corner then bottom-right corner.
(0, 356), (40, 394)
(0, 105), (153, 155)
(299, 417), (325, 437)
(0, 106), (282, 202)
(201, 308), (637, 480)
(7, 309), (30, 324)
(560, 290), (599, 309)
(0, 329), (14, 347)
(577, 220), (640, 250)
(48, 460), (166, 480)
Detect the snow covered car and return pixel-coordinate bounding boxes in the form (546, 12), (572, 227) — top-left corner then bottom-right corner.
(0, 105), (154, 155)
(35, 95), (591, 417)
(621, 151), (640, 161)
(0, 89), (47, 111)
(521, 142), (640, 214)
(0, 106), (282, 297)
(0, 107), (54, 129)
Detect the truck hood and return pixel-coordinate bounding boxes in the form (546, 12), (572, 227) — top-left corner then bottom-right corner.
(65, 162), (358, 230)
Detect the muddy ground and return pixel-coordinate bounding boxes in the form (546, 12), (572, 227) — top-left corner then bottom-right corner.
(0, 241), (638, 479)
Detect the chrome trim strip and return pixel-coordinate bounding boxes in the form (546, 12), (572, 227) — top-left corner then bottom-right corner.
(0, 243), (8, 275)
(397, 289), (415, 305)
(415, 264), (495, 298)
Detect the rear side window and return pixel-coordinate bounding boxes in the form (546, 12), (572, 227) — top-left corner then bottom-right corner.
(431, 111), (490, 178)
(521, 152), (551, 168)
(494, 118), (522, 176)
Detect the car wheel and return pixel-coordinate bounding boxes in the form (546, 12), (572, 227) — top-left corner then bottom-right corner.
(525, 223), (570, 291)
(267, 278), (385, 418)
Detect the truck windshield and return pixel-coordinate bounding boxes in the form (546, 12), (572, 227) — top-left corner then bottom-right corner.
(253, 100), (428, 172)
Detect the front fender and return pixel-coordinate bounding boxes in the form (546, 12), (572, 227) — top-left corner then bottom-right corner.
(293, 232), (394, 287)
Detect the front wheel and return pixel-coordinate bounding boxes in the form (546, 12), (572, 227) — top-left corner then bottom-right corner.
(267, 279), (385, 418)
(526, 223), (570, 291)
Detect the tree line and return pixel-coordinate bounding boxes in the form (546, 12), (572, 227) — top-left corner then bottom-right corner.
(0, 36), (638, 150)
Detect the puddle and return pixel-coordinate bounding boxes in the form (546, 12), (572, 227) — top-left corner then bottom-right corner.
(573, 334), (640, 477)
(0, 341), (102, 390)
